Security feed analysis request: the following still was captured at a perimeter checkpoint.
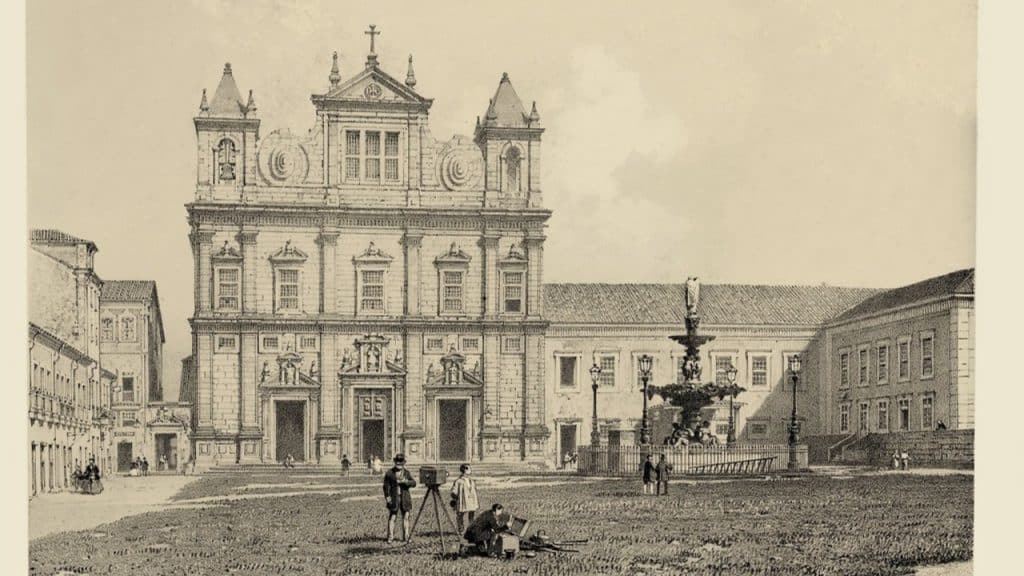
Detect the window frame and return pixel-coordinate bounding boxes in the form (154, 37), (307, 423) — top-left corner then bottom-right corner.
(214, 265), (241, 311)
(120, 314), (137, 342)
(839, 349), (851, 389)
(858, 401), (870, 432)
(342, 129), (403, 185)
(501, 270), (525, 315)
(920, 330), (935, 380)
(595, 353), (618, 388)
(921, 394), (935, 430)
(876, 341), (890, 385)
(357, 267), (388, 315)
(554, 353), (582, 392)
(839, 403), (851, 434)
(897, 397), (911, 431)
(857, 345), (870, 387)
(215, 334), (240, 354)
(274, 267), (302, 314)
(710, 352), (739, 387)
(876, 399), (890, 432)
(121, 374), (136, 404)
(440, 269), (466, 315)
(897, 335), (911, 382)
(748, 352), (770, 388)
(502, 336), (523, 355)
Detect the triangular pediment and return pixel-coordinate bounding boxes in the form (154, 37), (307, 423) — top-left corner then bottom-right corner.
(314, 66), (432, 108)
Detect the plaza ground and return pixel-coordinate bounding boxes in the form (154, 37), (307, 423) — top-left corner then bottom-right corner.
(29, 468), (972, 576)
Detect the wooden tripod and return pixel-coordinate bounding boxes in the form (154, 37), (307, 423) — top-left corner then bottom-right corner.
(407, 484), (461, 554)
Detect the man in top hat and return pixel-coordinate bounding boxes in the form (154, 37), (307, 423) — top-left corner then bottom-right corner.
(382, 453), (417, 543)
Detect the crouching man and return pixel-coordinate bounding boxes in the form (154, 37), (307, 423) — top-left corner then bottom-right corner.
(463, 503), (510, 557)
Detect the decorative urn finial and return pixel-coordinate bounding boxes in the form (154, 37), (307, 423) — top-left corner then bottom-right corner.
(329, 51), (341, 87)
(405, 54), (417, 88)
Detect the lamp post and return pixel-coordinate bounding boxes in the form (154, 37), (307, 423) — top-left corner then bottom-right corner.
(638, 354), (653, 445)
(725, 363), (739, 445)
(589, 362), (603, 448)
(787, 354), (802, 471)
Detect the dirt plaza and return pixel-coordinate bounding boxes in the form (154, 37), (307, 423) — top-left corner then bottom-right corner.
(28, 468), (971, 576)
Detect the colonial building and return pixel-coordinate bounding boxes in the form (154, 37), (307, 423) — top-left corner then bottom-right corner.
(100, 281), (187, 471)
(188, 33), (549, 468)
(821, 268), (975, 437)
(28, 230), (114, 496)
(543, 283), (879, 461)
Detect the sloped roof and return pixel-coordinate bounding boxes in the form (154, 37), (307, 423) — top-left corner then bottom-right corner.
(483, 73), (528, 128)
(30, 229), (97, 251)
(543, 283), (880, 326)
(101, 280), (157, 302)
(832, 268), (975, 323)
(209, 63), (247, 118)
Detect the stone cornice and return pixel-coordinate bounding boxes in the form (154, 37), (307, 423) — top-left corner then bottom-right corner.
(194, 116), (260, 132)
(826, 297), (961, 333)
(189, 315), (549, 334)
(546, 323), (821, 339)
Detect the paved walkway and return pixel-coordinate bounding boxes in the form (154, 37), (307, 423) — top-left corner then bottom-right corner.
(29, 474), (197, 540)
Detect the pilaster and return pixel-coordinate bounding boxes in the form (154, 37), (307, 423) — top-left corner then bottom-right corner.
(317, 228), (340, 314)
(524, 234), (544, 318)
(191, 229), (216, 313)
(480, 232), (500, 318)
(237, 228), (259, 314)
(402, 230), (424, 316)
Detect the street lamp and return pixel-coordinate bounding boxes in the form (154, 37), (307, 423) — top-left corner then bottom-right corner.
(787, 354), (802, 471)
(725, 363), (739, 445)
(589, 361), (603, 447)
(638, 355), (654, 445)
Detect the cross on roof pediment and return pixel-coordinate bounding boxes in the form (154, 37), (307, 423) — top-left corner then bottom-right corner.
(313, 66), (432, 109)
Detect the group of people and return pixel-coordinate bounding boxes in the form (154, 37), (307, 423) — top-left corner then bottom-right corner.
(560, 451), (578, 470)
(892, 449), (912, 470)
(129, 456), (150, 477)
(72, 457), (103, 495)
(380, 453), (512, 556)
(641, 453), (674, 495)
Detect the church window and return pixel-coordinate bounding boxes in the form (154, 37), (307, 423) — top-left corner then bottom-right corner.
(503, 271), (524, 313)
(920, 332), (935, 378)
(121, 315), (137, 342)
(385, 132), (400, 181)
(502, 146), (522, 192)
(215, 267), (240, 310)
(345, 131), (361, 179)
(217, 139), (237, 181)
(365, 131), (381, 181)
(359, 269), (385, 313)
(442, 271), (464, 313)
(275, 269), (301, 312)
(101, 318), (114, 341)
(260, 336), (279, 352)
(426, 337), (444, 353)
(503, 336), (522, 354)
(299, 336), (318, 351)
(598, 355), (616, 387)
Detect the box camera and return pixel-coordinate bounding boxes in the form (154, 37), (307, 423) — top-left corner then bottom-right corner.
(419, 466), (448, 486)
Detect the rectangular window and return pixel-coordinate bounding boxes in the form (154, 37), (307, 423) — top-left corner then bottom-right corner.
(216, 267), (240, 310)
(921, 396), (934, 430)
(442, 271), (464, 313)
(714, 356), (734, 386)
(276, 269), (300, 311)
(877, 400), (889, 432)
(360, 270), (385, 312)
(503, 271), (524, 313)
(121, 376), (135, 403)
(261, 336), (280, 352)
(503, 336), (522, 354)
(748, 422), (769, 438)
(898, 337), (911, 380)
(921, 333), (935, 378)
(216, 335), (238, 353)
(558, 356), (577, 389)
(839, 404), (850, 433)
(839, 352), (850, 388)
(345, 131), (360, 179)
(384, 132), (400, 181)
(898, 398), (910, 431)
(750, 355), (768, 387)
(365, 131), (380, 181)
(715, 424), (729, 436)
(859, 348), (869, 386)
(598, 355), (616, 387)
(859, 402), (869, 432)
(461, 337), (479, 353)
(425, 337), (445, 353)
(101, 318), (114, 341)
(877, 344), (889, 384)
(299, 336), (318, 351)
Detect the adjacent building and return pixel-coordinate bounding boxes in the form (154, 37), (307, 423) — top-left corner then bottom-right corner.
(28, 230), (114, 496)
(188, 39), (548, 469)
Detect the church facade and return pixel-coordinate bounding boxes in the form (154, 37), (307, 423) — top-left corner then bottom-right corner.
(188, 36), (550, 469)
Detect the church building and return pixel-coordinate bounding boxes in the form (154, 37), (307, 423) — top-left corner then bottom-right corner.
(188, 30), (549, 469)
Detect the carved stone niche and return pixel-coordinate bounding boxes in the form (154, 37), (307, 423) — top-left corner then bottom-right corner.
(354, 334), (390, 374)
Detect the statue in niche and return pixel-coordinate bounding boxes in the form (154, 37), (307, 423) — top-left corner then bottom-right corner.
(260, 361), (270, 384)
(366, 346), (381, 372)
(340, 348), (354, 371)
(472, 360), (481, 377)
(310, 360), (319, 379)
(393, 347), (404, 366)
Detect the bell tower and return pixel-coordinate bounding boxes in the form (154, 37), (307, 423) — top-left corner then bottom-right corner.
(473, 73), (544, 208)
(194, 63), (260, 198)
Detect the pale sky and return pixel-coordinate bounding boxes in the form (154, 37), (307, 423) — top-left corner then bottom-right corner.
(26, 0), (976, 400)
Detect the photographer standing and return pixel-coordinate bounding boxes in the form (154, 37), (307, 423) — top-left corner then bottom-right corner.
(449, 463), (479, 533)
(382, 453), (417, 543)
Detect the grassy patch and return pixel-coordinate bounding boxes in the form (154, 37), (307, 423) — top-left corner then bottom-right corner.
(31, 473), (972, 576)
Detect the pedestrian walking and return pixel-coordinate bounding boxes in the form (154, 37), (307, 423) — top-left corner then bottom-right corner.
(141, 456), (149, 476)
(900, 450), (911, 471)
(449, 463), (480, 533)
(642, 454), (655, 495)
(655, 453), (673, 495)
(341, 454), (351, 476)
(382, 453), (417, 543)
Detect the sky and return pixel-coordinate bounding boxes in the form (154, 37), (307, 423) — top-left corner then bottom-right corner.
(26, 0), (976, 401)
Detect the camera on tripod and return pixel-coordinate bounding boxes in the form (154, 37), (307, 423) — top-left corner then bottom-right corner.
(419, 465), (448, 487)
